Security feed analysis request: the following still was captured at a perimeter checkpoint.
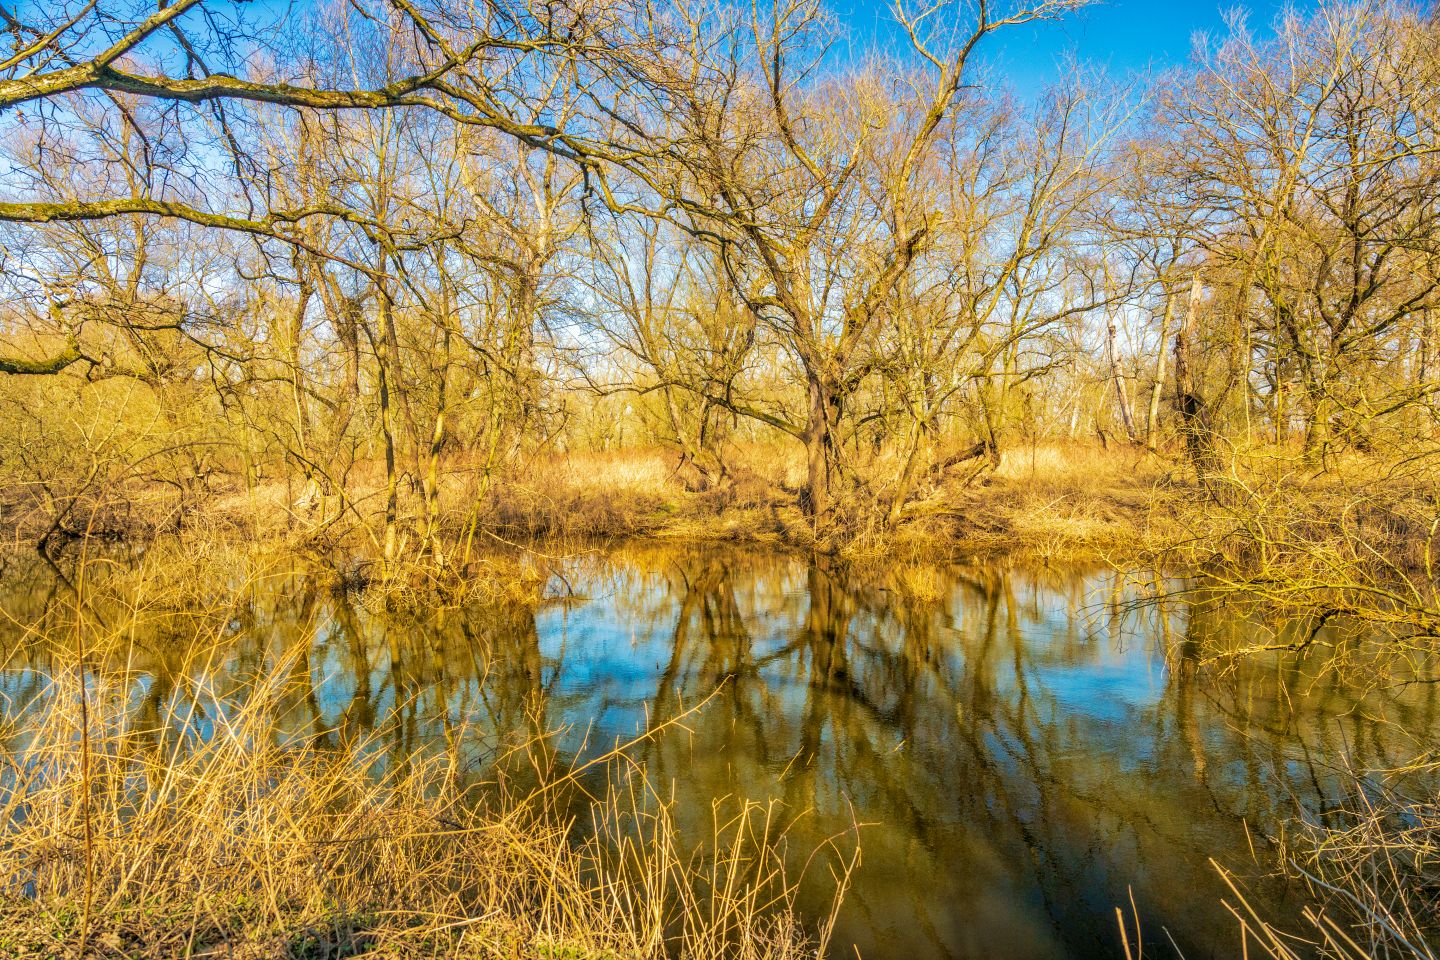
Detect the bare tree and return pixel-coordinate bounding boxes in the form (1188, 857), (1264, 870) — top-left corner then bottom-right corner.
(593, 0), (1089, 528)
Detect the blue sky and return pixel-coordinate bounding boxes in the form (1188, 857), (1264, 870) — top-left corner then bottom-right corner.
(831, 0), (1322, 86)
(6, 0), (1324, 91)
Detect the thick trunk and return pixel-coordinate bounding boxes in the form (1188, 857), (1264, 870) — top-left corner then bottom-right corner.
(1422, 308), (1436, 440)
(663, 386), (721, 491)
(803, 372), (841, 524)
(1273, 368), (1286, 446)
(514, 269), (542, 429)
(1301, 396), (1328, 463)
(373, 240), (400, 570)
(976, 380), (1003, 468)
(1294, 352), (1328, 463)
(421, 321), (451, 561)
(287, 284), (315, 468)
(1174, 277), (1213, 476)
(341, 307), (361, 402)
(1421, 309), (1433, 393)
(379, 302), (423, 483)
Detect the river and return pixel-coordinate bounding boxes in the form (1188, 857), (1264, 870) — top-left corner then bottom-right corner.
(2, 544), (1435, 959)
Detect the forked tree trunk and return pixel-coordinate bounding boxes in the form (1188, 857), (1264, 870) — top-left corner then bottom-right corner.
(887, 406), (931, 526)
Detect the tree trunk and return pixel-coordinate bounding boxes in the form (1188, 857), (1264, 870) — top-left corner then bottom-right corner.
(372, 240), (400, 572)
(887, 405), (931, 525)
(1174, 276), (1213, 477)
(976, 379), (1003, 468)
(1146, 293), (1174, 452)
(803, 371), (841, 525)
(1106, 315), (1138, 443)
(421, 312), (452, 561)
(376, 302), (400, 569)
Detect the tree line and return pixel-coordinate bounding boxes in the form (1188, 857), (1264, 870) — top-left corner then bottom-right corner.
(1, 0), (1437, 562)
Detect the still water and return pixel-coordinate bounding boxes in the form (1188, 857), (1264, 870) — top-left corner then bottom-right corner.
(3, 544), (1436, 959)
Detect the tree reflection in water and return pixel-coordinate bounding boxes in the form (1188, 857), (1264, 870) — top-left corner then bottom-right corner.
(0, 546), (1435, 960)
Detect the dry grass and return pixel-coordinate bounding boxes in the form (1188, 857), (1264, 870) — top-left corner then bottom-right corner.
(0, 434), (1210, 565)
(482, 448), (690, 539)
(472, 445), (797, 544)
(1207, 764), (1440, 960)
(191, 440), (1203, 564)
(0, 571), (854, 960)
(875, 441), (1185, 563)
(192, 445), (797, 556)
(29, 437), (1440, 587)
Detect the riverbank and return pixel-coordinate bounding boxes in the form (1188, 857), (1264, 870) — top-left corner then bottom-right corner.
(14, 442), (1185, 565)
(171, 441), (1437, 578)
(13, 438), (1440, 648)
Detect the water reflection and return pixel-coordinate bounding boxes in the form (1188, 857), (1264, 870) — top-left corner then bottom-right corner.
(1, 545), (1435, 960)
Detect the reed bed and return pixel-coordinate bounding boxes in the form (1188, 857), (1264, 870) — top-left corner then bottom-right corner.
(0, 664), (850, 959)
(1118, 766), (1439, 960)
(1213, 775), (1439, 960)
(0, 555), (852, 960)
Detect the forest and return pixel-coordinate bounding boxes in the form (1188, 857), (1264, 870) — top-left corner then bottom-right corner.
(0, 1), (1438, 959)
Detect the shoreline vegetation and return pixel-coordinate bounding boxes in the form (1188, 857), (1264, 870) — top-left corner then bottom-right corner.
(0, 545), (858, 960)
(2, 471), (1437, 959)
(8, 439), (1189, 559)
(16, 437), (1437, 565)
(0, 651), (852, 960)
(1, 0), (1438, 956)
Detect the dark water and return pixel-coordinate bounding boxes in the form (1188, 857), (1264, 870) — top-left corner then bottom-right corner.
(3, 545), (1437, 959)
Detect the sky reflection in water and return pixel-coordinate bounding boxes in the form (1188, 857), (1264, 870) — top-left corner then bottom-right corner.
(4, 545), (1436, 960)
